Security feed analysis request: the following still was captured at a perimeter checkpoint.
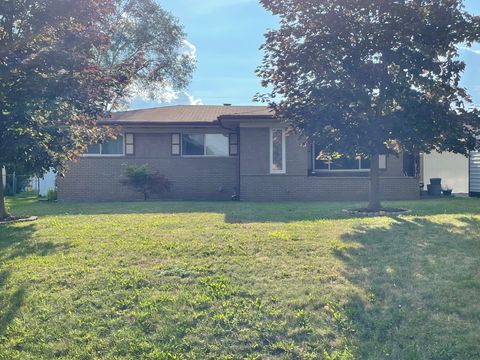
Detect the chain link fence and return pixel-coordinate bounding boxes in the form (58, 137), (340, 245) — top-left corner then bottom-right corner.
(3, 174), (40, 196)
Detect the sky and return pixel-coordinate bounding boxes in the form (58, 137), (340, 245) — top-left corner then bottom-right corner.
(131, 0), (480, 110)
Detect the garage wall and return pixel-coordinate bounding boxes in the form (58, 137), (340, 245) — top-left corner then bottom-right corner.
(470, 152), (480, 195)
(422, 151), (469, 193)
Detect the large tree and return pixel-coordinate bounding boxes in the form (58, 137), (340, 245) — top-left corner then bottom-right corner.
(100, 0), (195, 108)
(0, 0), (193, 219)
(257, 0), (480, 210)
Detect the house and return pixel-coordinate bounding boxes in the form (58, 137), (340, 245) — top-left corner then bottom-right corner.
(57, 105), (421, 202)
(469, 152), (480, 196)
(421, 152), (470, 194)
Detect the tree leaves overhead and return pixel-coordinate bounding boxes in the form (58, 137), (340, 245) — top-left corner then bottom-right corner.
(0, 0), (131, 175)
(257, 0), (480, 157)
(0, 0), (195, 171)
(100, 0), (195, 107)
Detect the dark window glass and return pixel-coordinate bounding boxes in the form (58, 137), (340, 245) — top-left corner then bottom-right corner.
(271, 129), (284, 171)
(87, 144), (101, 154)
(182, 134), (205, 155)
(102, 135), (124, 155)
(360, 158), (371, 169)
(331, 157), (359, 170)
(314, 145), (329, 169)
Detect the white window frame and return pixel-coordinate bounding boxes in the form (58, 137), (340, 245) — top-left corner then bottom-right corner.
(83, 133), (125, 157)
(125, 133), (134, 155)
(180, 133), (231, 158)
(270, 128), (286, 174)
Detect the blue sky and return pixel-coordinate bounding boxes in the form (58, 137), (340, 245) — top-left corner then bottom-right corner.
(131, 0), (480, 109)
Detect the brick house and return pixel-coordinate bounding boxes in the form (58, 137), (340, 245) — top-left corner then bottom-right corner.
(57, 105), (420, 201)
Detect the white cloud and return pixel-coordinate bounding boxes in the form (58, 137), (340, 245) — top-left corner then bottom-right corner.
(181, 39), (197, 59)
(184, 92), (203, 105)
(123, 39), (198, 106)
(126, 82), (180, 104)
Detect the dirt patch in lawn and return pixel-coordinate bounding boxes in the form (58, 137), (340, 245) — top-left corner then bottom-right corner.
(0, 216), (38, 225)
(342, 208), (412, 216)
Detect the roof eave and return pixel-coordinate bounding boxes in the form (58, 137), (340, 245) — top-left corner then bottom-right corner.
(218, 114), (274, 120)
(97, 120), (220, 126)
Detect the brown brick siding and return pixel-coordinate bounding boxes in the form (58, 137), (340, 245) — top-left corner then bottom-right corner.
(58, 157), (239, 201)
(240, 175), (420, 201)
(58, 125), (419, 202)
(58, 129), (239, 201)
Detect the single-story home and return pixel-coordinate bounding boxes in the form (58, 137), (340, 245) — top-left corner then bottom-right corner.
(57, 105), (421, 201)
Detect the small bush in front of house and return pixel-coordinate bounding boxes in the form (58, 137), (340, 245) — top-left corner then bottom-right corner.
(120, 164), (172, 201)
(46, 189), (57, 201)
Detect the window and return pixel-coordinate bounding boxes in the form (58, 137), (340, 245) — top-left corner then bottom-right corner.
(171, 133), (181, 155)
(86, 135), (124, 156)
(205, 134), (229, 156)
(125, 133), (134, 155)
(379, 154), (387, 169)
(270, 128), (286, 174)
(313, 145), (370, 171)
(229, 133), (239, 156)
(181, 134), (229, 156)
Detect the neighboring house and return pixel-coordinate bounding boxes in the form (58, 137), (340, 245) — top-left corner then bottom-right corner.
(31, 171), (57, 197)
(421, 151), (470, 194)
(57, 105), (421, 202)
(470, 152), (480, 196)
(420, 151), (480, 195)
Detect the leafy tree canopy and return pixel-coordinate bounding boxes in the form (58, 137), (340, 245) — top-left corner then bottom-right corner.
(257, 0), (480, 158)
(100, 0), (195, 107)
(0, 0), (193, 218)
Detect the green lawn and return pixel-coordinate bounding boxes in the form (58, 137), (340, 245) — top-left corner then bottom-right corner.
(1, 196), (479, 359)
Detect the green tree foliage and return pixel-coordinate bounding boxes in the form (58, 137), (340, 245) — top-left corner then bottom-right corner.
(100, 0), (195, 107)
(257, 0), (480, 210)
(0, 0), (193, 219)
(120, 165), (172, 201)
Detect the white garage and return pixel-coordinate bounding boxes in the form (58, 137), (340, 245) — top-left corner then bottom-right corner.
(470, 152), (480, 196)
(422, 151), (470, 194)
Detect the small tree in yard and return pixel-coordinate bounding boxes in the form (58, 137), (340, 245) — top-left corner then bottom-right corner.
(257, 0), (480, 210)
(120, 165), (172, 201)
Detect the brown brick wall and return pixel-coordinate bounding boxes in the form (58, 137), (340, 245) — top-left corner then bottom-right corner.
(58, 157), (239, 201)
(239, 126), (419, 201)
(58, 125), (419, 202)
(58, 130), (239, 201)
(240, 175), (419, 201)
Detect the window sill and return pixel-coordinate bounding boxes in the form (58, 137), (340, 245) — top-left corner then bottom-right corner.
(81, 154), (125, 158)
(310, 170), (369, 178)
(180, 155), (234, 158)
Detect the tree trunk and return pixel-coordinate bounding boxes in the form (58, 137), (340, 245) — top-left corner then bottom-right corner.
(368, 154), (382, 211)
(0, 167), (8, 219)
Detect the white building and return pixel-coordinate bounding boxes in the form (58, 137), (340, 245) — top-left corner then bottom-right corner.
(421, 151), (470, 194)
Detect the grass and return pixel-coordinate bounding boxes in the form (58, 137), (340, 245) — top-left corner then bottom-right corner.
(0, 195), (479, 359)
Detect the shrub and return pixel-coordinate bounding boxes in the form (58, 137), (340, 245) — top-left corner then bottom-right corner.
(120, 165), (172, 201)
(46, 189), (57, 201)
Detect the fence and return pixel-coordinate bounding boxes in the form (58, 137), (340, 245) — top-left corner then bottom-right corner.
(3, 174), (41, 196)
(3, 173), (56, 197)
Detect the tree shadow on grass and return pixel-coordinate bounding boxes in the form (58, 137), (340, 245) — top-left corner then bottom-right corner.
(0, 269), (26, 336)
(0, 223), (70, 262)
(0, 223), (71, 337)
(337, 216), (480, 359)
(7, 195), (480, 224)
